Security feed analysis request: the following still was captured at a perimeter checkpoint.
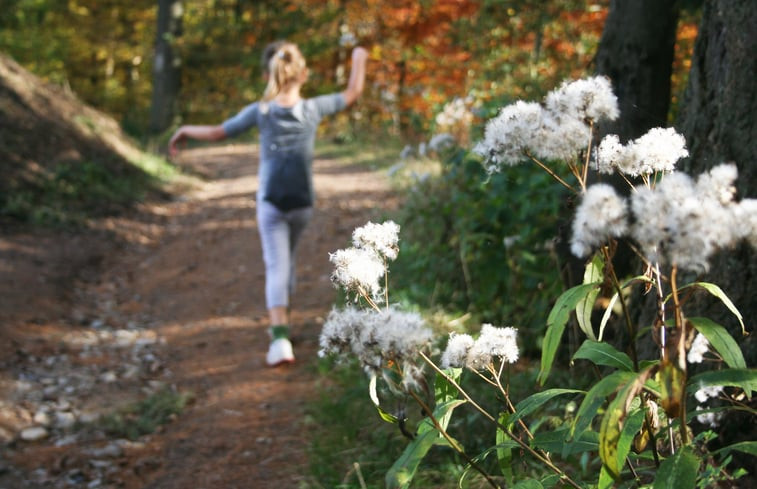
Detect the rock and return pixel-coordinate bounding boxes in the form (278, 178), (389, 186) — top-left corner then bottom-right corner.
(54, 411), (76, 429)
(20, 426), (49, 441)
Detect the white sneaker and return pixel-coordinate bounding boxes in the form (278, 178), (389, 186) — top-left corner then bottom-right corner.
(266, 338), (295, 367)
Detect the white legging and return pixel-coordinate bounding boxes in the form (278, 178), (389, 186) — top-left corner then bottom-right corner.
(256, 199), (313, 309)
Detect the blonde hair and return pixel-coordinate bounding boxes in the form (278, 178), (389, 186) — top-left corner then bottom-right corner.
(262, 43), (307, 101)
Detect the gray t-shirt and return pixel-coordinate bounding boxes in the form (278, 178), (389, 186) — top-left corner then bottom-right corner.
(222, 93), (346, 210)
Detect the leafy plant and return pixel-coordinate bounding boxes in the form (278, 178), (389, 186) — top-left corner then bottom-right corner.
(317, 77), (755, 488)
(99, 388), (191, 441)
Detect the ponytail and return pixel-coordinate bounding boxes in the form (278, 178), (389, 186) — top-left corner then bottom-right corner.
(262, 43), (307, 101)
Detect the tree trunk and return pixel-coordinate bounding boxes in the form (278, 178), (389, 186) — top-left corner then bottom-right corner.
(595, 0), (680, 141)
(674, 0), (757, 361)
(149, 0), (183, 134)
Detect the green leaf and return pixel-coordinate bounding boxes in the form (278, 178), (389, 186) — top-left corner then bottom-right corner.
(575, 254), (603, 341)
(385, 425), (438, 489)
(599, 380), (634, 478)
(572, 371), (636, 439)
(688, 368), (757, 397)
(369, 374), (399, 423)
(714, 441), (757, 457)
(674, 282), (745, 335)
(385, 399), (466, 489)
(653, 446), (700, 489)
(512, 479), (544, 489)
(573, 340), (634, 371)
(688, 317), (746, 369)
(598, 465), (615, 489)
(530, 428), (598, 456)
(539, 283), (601, 385)
(510, 388), (584, 425)
(598, 292), (619, 342)
(616, 408), (645, 472)
(496, 412), (514, 485)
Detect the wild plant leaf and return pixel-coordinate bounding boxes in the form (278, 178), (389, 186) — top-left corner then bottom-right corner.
(496, 412), (514, 485)
(539, 282), (601, 385)
(369, 374), (399, 423)
(510, 388), (584, 425)
(599, 369), (652, 478)
(616, 408), (645, 472)
(687, 368), (757, 397)
(572, 371), (636, 439)
(385, 424), (438, 489)
(512, 479), (544, 489)
(572, 340), (634, 371)
(598, 465), (615, 489)
(575, 254), (603, 341)
(673, 282), (745, 335)
(653, 446), (700, 489)
(688, 317), (746, 369)
(530, 428), (598, 456)
(714, 441), (757, 457)
(598, 292), (618, 342)
(385, 399), (466, 489)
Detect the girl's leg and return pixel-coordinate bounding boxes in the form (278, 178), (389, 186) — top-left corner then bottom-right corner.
(257, 200), (292, 315)
(285, 206), (313, 297)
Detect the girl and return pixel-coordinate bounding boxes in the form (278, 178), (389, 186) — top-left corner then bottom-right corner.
(169, 42), (368, 366)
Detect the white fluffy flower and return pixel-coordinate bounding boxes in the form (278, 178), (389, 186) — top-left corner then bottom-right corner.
(532, 112), (592, 162)
(696, 163), (738, 205)
(733, 198), (757, 247)
(352, 220), (401, 261)
(429, 133), (456, 152)
(318, 306), (432, 382)
(627, 127), (688, 176)
(477, 324), (519, 363)
(464, 324), (520, 370)
(687, 333), (710, 365)
(544, 76), (619, 123)
(474, 101), (543, 170)
(630, 169), (743, 273)
(440, 333), (475, 368)
(694, 384), (723, 403)
(571, 184), (629, 257)
(696, 409), (724, 428)
(329, 247), (385, 297)
(594, 134), (628, 174)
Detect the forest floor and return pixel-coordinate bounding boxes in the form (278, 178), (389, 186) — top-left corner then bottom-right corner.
(0, 143), (398, 488)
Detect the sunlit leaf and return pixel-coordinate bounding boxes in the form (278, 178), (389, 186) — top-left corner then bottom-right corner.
(688, 317), (746, 369)
(688, 368), (757, 397)
(511, 388), (584, 425)
(714, 441), (757, 457)
(539, 283), (601, 385)
(573, 340), (634, 371)
(653, 446), (700, 489)
(672, 282), (745, 335)
(575, 253), (603, 341)
(572, 371), (636, 439)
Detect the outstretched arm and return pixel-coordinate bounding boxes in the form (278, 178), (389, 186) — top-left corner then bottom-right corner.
(169, 124), (227, 156)
(342, 47), (368, 106)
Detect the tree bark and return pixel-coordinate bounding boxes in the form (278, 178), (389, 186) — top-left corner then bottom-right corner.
(149, 0), (183, 134)
(595, 0), (680, 141)
(673, 0), (757, 363)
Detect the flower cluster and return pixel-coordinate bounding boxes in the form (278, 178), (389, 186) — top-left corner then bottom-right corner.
(318, 306), (432, 388)
(694, 384), (725, 428)
(571, 163), (757, 272)
(687, 333), (710, 364)
(474, 76), (618, 171)
(441, 324), (519, 370)
(594, 128), (688, 177)
(329, 220), (400, 298)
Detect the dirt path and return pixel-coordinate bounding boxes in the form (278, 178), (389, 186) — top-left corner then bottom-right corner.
(0, 143), (397, 488)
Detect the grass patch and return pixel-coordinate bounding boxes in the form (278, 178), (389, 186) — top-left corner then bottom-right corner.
(98, 388), (192, 441)
(315, 137), (403, 172)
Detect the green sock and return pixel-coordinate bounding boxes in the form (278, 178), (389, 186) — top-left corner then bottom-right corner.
(270, 325), (290, 340)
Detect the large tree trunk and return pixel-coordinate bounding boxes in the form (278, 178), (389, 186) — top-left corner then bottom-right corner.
(149, 0), (183, 134)
(595, 0), (680, 141)
(674, 0), (757, 357)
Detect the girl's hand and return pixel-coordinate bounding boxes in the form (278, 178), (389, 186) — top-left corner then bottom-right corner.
(168, 128), (186, 157)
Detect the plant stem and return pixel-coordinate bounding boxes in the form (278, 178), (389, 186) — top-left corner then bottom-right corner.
(419, 352), (583, 489)
(525, 151), (578, 194)
(601, 245), (639, 371)
(406, 390), (502, 489)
